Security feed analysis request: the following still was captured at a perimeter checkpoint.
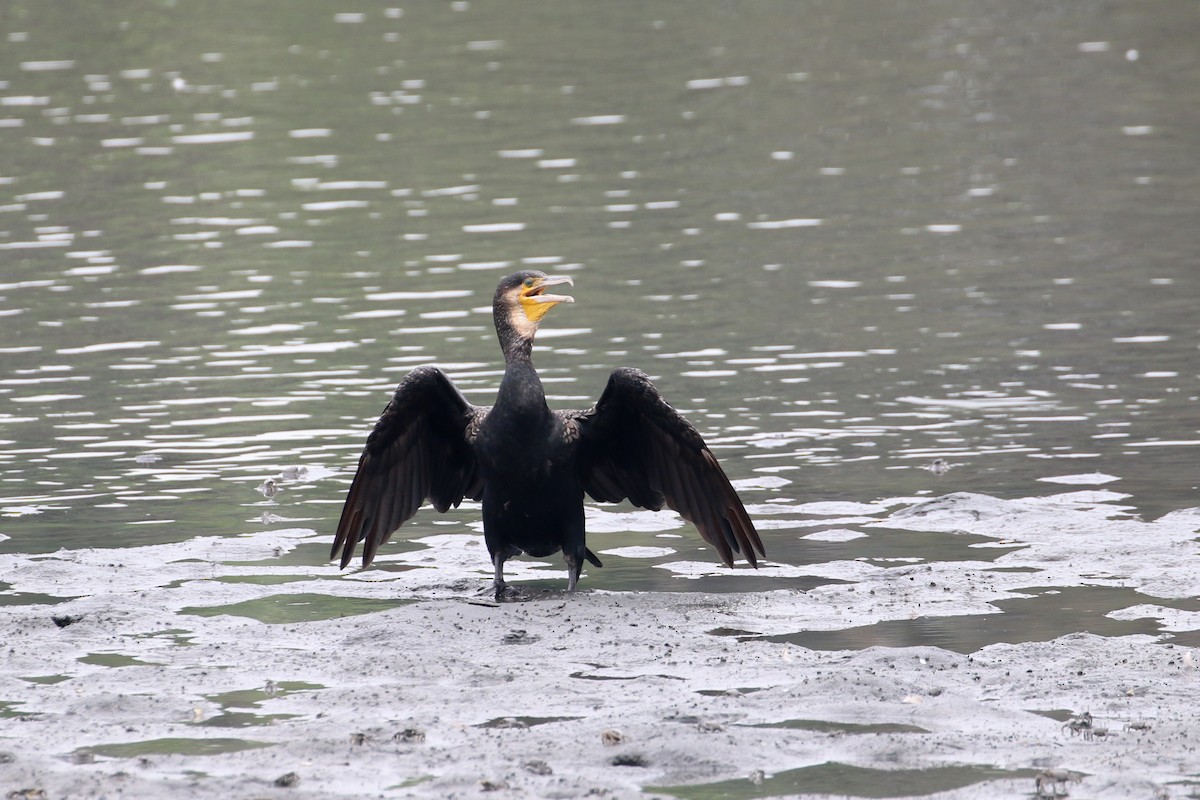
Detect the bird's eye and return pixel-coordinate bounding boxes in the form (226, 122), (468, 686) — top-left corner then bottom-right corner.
(523, 277), (535, 288)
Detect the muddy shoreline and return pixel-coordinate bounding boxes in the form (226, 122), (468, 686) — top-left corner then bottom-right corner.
(3, 492), (1199, 798)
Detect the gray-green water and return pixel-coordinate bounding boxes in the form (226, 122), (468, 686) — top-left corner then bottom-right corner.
(2, 0), (1197, 606)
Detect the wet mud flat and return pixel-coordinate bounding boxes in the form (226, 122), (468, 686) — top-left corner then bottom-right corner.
(2, 492), (1199, 799)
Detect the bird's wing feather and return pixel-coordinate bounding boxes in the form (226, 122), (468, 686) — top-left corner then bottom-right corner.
(331, 365), (488, 569)
(566, 367), (763, 567)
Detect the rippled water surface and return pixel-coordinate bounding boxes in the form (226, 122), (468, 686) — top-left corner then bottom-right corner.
(2, 2), (1197, 603)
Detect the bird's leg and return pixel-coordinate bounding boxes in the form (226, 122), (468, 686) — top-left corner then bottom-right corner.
(492, 554), (504, 593)
(492, 550), (509, 600)
(490, 545), (525, 601)
(564, 543), (601, 593)
(564, 550), (583, 593)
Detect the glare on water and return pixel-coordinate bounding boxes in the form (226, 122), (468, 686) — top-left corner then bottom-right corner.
(1, 1), (1197, 614)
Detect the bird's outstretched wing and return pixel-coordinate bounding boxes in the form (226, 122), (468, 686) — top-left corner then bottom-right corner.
(566, 367), (764, 567)
(331, 365), (488, 569)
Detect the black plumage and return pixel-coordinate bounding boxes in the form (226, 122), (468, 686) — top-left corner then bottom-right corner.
(331, 271), (764, 598)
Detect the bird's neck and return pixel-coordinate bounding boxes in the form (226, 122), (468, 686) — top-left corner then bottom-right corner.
(493, 304), (550, 416)
(501, 336), (533, 364)
(495, 302), (538, 364)
(497, 356), (549, 417)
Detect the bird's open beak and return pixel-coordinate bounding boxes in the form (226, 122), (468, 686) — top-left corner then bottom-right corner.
(519, 275), (573, 324)
(526, 274), (574, 306)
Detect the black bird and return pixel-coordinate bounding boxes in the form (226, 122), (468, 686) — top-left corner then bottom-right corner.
(331, 271), (764, 598)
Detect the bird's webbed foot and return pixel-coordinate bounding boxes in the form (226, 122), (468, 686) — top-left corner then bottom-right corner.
(493, 583), (528, 602)
(472, 580), (525, 602)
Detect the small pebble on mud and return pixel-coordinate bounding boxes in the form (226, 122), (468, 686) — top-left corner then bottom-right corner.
(601, 729), (625, 746)
(273, 771), (300, 788)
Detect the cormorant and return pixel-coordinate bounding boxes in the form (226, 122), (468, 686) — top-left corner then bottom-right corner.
(331, 271), (764, 598)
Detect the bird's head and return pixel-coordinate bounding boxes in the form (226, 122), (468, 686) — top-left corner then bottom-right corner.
(493, 270), (574, 355)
